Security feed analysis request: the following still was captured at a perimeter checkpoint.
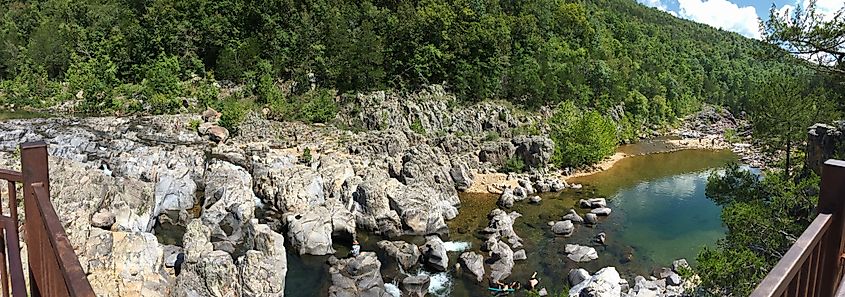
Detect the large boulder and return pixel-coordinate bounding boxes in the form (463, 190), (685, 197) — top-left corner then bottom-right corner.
(569, 267), (622, 297)
(239, 224), (288, 297)
(459, 252), (485, 283)
(568, 268), (590, 287)
(253, 163), (325, 214)
(286, 207), (336, 255)
(498, 188), (515, 208)
(328, 252), (389, 297)
(552, 220), (575, 237)
(401, 275), (431, 297)
(565, 244), (598, 262)
(489, 241), (515, 282)
(173, 250), (241, 297)
(512, 135), (553, 168)
(84, 229), (170, 297)
(420, 236), (449, 272)
(202, 160), (257, 253)
(562, 209), (584, 224)
(481, 209), (523, 249)
(377, 240), (421, 270)
(346, 170), (404, 238)
(450, 160), (474, 191)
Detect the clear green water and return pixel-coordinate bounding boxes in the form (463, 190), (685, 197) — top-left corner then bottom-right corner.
(0, 110), (50, 120)
(285, 148), (738, 296)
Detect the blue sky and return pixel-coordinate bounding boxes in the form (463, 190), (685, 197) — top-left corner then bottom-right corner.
(636, 0), (844, 39)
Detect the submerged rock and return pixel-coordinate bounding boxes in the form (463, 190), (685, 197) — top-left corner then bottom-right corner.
(591, 207), (612, 216)
(585, 213), (599, 225)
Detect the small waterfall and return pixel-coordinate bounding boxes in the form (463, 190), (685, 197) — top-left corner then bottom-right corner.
(442, 241), (471, 252)
(421, 271), (452, 297)
(384, 283), (401, 297)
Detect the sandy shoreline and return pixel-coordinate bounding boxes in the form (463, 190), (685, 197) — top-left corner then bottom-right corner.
(463, 134), (736, 194)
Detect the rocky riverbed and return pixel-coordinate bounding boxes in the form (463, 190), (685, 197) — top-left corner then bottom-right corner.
(0, 89), (758, 296)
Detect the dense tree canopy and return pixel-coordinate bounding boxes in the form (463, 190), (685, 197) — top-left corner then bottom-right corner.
(0, 0), (808, 115)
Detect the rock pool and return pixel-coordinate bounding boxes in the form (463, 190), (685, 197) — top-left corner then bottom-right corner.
(285, 148), (738, 296)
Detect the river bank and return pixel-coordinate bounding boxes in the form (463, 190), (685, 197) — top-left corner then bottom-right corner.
(466, 106), (765, 195)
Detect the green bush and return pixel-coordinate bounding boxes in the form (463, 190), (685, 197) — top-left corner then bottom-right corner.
(410, 118), (426, 134)
(299, 89), (338, 123)
(216, 97), (251, 132)
(143, 55), (182, 97)
(193, 76), (220, 108)
(187, 119), (202, 131)
(724, 128), (739, 143)
(149, 94), (182, 114)
(300, 147), (313, 164)
(484, 131), (500, 141)
(501, 157), (526, 173)
(549, 102), (617, 168)
(66, 54), (119, 112)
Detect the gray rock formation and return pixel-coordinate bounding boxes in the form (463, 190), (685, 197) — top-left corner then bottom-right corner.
(552, 220), (575, 237)
(401, 275), (431, 297)
(569, 267), (622, 297)
(568, 268), (591, 287)
(327, 252), (389, 297)
(420, 236), (449, 272)
(565, 244), (598, 262)
(459, 252), (485, 283)
(481, 209), (523, 249)
(377, 240), (421, 270)
(489, 241), (515, 282)
(512, 135), (554, 169)
(239, 224), (288, 297)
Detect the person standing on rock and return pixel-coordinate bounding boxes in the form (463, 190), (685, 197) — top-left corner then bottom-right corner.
(351, 239), (361, 257)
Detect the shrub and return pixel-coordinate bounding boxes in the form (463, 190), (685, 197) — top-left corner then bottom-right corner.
(724, 128), (739, 143)
(187, 119), (202, 131)
(216, 97), (251, 132)
(484, 131), (500, 141)
(501, 157), (526, 173)
(254, 60), (283, 105)
(193, 76), (220, 108)
(300, 147), (313, 164)
(299, 89), (338, 123)
(143, 55), (182, 97)
(66, 54), (119, 112)
(148, 93), (181, 114)
(410, 118), (426, 134)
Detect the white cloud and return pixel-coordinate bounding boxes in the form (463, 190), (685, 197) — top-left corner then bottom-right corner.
(677, 0), (762, 39)
(807, 0), (844, 21)
(638, 0), (679, 16)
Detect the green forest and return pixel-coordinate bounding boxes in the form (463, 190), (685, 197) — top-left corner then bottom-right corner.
(2, 0), (830, 116)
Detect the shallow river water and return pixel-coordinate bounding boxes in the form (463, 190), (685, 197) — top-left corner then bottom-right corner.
(286, 147), (738, 296)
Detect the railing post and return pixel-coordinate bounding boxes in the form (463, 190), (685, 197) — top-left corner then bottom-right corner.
(818, 159), (845, 297)
(19, 141), (48, 297)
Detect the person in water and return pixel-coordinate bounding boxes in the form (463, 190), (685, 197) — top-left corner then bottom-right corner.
(527, 272), (539, 291)
(350, 239), (360, 257)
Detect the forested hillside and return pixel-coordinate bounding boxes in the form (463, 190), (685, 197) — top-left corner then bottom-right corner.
(1, 0), (804, 116)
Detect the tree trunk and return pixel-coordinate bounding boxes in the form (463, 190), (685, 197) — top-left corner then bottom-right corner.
(785, 136), (792, 179)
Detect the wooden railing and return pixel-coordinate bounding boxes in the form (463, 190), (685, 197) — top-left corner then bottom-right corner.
(751, 159), (845, 297)
(0, 142), (95, 297)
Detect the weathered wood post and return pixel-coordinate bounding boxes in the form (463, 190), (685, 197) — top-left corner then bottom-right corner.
(20, 141), (49, 297)
(818, 159), (845, 296)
